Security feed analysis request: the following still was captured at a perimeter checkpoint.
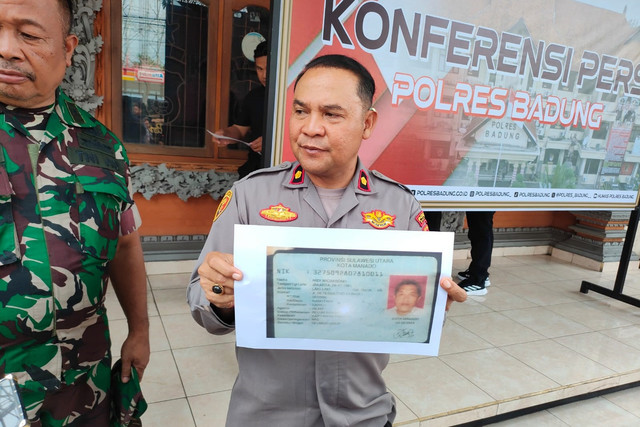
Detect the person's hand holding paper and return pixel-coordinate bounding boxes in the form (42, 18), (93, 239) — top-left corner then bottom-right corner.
(198, 251), (242, 323)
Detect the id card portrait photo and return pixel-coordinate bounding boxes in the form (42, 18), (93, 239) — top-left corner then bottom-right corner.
(233, 225), (454, 356)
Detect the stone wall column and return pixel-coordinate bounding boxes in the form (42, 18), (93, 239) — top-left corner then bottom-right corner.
(553, 210), (635, 271)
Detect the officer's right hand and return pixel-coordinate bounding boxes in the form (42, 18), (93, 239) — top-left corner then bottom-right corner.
(198, 251), (243, 309)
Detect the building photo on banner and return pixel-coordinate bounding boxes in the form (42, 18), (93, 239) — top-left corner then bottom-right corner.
(265, 0), (640, 210)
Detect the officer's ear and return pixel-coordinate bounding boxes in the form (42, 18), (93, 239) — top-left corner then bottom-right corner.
(362, 107), (377, 140)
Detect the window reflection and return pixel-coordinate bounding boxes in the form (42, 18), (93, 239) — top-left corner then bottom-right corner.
(227, 6), (270, 127)
(122, 0), (208, 147)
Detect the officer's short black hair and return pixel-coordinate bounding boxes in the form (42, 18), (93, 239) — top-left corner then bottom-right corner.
(254, 40), (268, 60)
(394, 280), (422, 298)
(57, 0), (74, 35)
(294, 54), (375, 110)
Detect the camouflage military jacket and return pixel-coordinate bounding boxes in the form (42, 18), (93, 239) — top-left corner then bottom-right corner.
(0, 90), (138, 410)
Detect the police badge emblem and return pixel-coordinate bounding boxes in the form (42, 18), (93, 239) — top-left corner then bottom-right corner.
(362, 210), (396, 229)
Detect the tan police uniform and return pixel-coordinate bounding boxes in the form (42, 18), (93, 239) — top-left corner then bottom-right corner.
(188, 159), (428, 427)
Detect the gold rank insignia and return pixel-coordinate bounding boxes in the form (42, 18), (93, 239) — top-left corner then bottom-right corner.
(290, 164), (305, 185)
(357, 170), (371, 192)
(415, 212), (429, 231)
(214, 190), (233, 222)
(260, 203), (299, 222)
(362, 209), (396, 229)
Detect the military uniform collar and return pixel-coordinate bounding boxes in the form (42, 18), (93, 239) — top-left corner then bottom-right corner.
(0, 89), (95, 140)
(54, 89), (96, 129)
(283, 159), (377, 195)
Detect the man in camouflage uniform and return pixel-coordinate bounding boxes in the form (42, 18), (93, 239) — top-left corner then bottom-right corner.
(0, 0), (150, 425)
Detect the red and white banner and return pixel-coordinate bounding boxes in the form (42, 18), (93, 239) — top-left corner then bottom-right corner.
(269, 0), (640, 209)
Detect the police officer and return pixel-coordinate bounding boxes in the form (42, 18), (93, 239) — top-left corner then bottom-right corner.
(0, 0), (149, 425)
(188, 54), (467, 426)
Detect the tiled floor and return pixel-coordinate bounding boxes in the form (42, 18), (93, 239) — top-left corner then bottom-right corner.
(106, 253), (640, 426)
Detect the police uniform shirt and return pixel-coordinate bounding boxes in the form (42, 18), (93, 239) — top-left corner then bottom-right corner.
(188, 159), (428, 427)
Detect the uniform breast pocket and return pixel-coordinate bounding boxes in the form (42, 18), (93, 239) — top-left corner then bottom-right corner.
(0, 166), (20, 266)
(73, 172), (129, 261)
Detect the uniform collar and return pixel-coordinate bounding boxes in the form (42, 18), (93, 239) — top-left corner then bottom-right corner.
(0, 88), (95, 141)
(54, 89), (95, 129)
(283, 159), (377, 195)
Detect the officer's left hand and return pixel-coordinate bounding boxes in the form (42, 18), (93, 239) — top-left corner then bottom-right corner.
(198, 251), (242, 310)
(439, 277), (467, 310)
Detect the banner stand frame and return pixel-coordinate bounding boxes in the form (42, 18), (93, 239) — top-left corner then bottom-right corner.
(580, 205), (640, 308)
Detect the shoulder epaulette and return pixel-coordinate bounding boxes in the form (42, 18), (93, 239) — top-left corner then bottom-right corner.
(370, 169), (413, 194)
(238, 161), (293, 181)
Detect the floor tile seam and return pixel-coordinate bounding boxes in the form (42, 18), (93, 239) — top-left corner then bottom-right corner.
(451, 310), (547, 346)
(409, 373), (635, 425)
(449, 302), (502, 317)
(603, 323), (640, 338)
(601, 387), (640, 418)
(536, 327), (602, 340)
(183, 385), (235, 399)
(443, 317), (497, 350)
(497, 340), (565, 387)
(388, 418), (420, 426)
(184, 389), (234, 399)
(147, 309), (172, 353)
(508, 409), (570, 427)
(582, 296), (640, 313)
(407, 400), (498, 424)
(438, 336), (495, 356)
(492, 275), (540, 285)
(149, 283), (190, 314)
(386, 356), (427, 366)
(537, 280), (596, 295)
(499, 307), (599, 339)
(145, 396), (191, 406)
(158, 341), (191, 404)
(536, 410), (570, 427)
(552, 300), (630, 329)
(149, 285), (189, 291)
(497, 255), (534, 263)
(472, 339), (563, 380)
(146, 286), (163, 319)
(474, 294), (548, 312)
(155, 310), (237, 351)
(550, 334), (634, 375)
(385, 391), (419, 424)
(560, 323), (640, 346)
(600, 399), (640, 422)
(437, 347), (526, 401)
(168, 340), (237, 351)
(565, 329), (640, 363)
(183, 390), (232, 426)
(545, 395), (640, 425)
(171, 343), (238, 398)
(445, 304), (496, 318)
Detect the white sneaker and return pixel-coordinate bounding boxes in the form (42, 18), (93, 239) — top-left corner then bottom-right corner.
(458, 278), (488, 296)
(457, 269), (490, 286)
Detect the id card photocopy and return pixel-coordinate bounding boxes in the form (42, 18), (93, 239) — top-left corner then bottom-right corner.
(233, 225), (454, 356)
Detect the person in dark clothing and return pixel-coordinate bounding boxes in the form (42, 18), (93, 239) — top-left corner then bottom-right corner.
(457, 211), (495, 295)
(213, 41), (268, 178)
(423, 211), (442, 231)
(123, 101), (146, 143)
